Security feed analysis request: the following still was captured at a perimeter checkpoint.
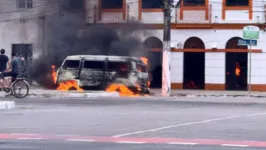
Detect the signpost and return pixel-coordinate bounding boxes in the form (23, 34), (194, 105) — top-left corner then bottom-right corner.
(242, 26), (260, 95)
(238, 39), (257, 46)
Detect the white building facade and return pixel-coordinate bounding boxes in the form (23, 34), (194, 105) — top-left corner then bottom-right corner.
(85, 0), (266, 91)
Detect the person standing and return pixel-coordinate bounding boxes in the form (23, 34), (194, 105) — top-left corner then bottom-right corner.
(0, 49), (9, 72)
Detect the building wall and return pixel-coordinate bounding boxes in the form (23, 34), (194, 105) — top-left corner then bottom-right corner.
(82, 0), (266, 90)
(0, 0), (49, 59)
(86, 0), (266, 24)
(141, 28), (266, 89)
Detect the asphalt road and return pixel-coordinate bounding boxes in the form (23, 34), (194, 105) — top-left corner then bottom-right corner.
(1, 96), (266, 150)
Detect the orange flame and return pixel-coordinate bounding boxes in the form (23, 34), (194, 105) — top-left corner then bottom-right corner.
(106, 84), (139, 97)
(236, 67), (241, 76)
(57, 80), (84, 92)
(51, 65), (57, 84)
(140, 57), (148, 65)
(51, 65), (83, 92)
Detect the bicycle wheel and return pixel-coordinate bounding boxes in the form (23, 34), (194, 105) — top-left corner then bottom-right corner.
(11, 80), (29, 98)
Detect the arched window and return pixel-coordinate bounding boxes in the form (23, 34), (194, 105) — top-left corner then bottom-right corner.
(226, 37), (248, 49)
(184, 37), (205, 49)
(143, 36), (163, 49)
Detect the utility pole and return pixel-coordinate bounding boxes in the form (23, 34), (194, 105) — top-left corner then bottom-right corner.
(162, 0), (172, 96)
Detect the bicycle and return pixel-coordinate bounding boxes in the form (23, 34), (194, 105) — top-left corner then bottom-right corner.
(0, 73), (30, 98)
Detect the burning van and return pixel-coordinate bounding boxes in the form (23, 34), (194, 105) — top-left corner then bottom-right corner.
(55, 55), (150, 94)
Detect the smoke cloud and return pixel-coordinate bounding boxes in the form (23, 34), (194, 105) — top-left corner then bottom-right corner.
(29, 0), (149, 88)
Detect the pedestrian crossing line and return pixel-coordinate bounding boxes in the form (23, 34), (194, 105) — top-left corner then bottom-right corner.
(17, 138), (45, 140)
(115, 141), (146, 144)
(168, 142), (197, 145)
(66, 139), (95, 142)
(221, 144), (249, 147)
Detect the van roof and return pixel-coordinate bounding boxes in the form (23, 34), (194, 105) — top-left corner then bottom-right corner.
(65, 55), (144, 62)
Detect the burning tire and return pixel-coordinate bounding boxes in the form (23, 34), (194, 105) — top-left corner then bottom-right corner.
(68, 86), (78, 91)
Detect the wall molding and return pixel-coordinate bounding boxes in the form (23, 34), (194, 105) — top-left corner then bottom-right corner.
(94, 23), (265, 30)
(171, 48), (262, 53)
(171, 83), (266, 91)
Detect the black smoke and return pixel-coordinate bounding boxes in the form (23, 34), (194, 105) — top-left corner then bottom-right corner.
(29, 0), (149, 88)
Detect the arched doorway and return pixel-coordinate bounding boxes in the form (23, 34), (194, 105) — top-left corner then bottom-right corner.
(143, 36), (163, 88)
(225, 37), (248, 90)
(183, 37), (205, 89)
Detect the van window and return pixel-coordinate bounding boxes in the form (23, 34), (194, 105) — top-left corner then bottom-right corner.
(137, 64), (147, 72)
(107, 62), (130, 72)
(63, 60), (80, 69)
(83, 61), (104, 69)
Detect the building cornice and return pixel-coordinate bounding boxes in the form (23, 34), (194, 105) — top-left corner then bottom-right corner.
(91, 23), (266, 30)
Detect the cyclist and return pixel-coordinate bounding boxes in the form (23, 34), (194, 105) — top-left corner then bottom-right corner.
(0, 52), (21, 92)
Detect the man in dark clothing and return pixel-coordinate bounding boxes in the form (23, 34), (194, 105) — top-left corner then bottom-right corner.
(0, 53), (21, 91)
(1, 52), (21, 79)
(0, 49), (9, 72)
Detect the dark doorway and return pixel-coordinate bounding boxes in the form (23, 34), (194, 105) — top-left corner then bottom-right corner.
(225, 37), (248, 90)
(12, 44), (33, 83)
(143, 36), (163, 88)
(183, 37), (205, 89)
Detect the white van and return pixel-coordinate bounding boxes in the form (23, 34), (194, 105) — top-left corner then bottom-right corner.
(56, 55), (150, 94)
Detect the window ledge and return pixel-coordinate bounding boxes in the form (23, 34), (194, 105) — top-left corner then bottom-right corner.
(142, 8), (162, 12)
(101, 9), (124, 12)
(16, 8), (33, 11)
(224, 6), (250, 10)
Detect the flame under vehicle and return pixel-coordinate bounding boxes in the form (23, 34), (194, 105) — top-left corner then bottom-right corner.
(55, 55), (150, 94)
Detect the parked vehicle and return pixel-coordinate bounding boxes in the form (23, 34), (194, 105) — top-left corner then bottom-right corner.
(55, 55), (150, 94)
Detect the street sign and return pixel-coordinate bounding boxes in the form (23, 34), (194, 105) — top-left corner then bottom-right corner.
(242, 26), (260, 95)
(243, 26), (260, 40)
(238, 39), (257, 46)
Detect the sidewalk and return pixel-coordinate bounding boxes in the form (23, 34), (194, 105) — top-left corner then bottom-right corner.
(150, 89), (266, 98)
(0, 86), (120, 98)
(2, 87), (266, 99)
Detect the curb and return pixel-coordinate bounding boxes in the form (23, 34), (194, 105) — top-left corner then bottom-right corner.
(0, 101), (16, 110)
(150, 92), (266, 98)
(171, 94), (266, 98)
(28, 92), (120, 98)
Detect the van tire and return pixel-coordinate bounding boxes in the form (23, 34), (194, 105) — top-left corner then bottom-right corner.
(144, 88), (150, 94)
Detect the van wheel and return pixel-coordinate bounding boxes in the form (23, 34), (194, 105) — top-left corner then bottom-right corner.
(69, 86), (77, 91)
(144, 89), (150, 94)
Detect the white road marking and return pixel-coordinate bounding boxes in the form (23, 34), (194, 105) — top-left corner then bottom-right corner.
(221, 144), (249, 147)
(66, 139), (95, 142)
(113, 115), (239, 137)
(245, 112), (266, 116)
(113, 111), (266, 137)
(17, 138), (45, 140)
(12, 134), (37, 136)
(168, 142), (197, 145)
(56, 134), (80, 137)
(116, 141), (146, 144)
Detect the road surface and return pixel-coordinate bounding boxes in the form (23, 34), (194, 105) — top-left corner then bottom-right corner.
(1, 96), (266, 150)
